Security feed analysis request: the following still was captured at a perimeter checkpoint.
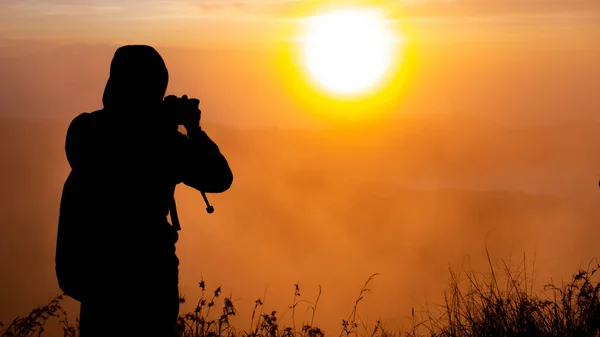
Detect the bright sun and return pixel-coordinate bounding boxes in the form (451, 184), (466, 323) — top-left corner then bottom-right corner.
(299, 8), (401, 97)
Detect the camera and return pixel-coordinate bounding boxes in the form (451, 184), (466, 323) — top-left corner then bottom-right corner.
(162, 94), (215, 220)
(162, 94), (200, 127)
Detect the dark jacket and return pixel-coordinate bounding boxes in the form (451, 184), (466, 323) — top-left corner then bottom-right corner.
(56, 45), (232, 301)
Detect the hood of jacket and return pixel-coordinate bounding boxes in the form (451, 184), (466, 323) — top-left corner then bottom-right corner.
(102, 45), (169, 111)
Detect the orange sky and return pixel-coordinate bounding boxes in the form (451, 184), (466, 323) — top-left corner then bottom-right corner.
(0, 0), (599, 128)
(2, 0), (600, 46)
(3, 1), (600, 334)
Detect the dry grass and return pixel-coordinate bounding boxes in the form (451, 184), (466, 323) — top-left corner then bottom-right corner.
(0, 295), (77, 337)
(2, 253), (600, 337)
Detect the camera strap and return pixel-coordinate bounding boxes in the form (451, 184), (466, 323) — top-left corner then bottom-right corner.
(169, 192), (215, 232)
(169, 196), (181, 231)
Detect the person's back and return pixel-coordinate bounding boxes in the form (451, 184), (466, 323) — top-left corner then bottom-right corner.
(56, 45), (233, 337)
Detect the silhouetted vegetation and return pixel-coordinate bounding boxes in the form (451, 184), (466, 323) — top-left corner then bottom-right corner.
(416, 253), (600, 337)
(2, 255), (600, 337)
(0, 295), (77, 337)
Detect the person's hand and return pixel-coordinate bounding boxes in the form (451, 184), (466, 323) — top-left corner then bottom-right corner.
(180, 95), (201, 131)
(164, 94), (201, 129)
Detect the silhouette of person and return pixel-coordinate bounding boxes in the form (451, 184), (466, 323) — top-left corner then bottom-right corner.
(56, 45), (233, 337)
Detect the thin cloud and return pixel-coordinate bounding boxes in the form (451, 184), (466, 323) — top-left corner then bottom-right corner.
(3, 0), (598, 21)
(186, 0), (600, 18)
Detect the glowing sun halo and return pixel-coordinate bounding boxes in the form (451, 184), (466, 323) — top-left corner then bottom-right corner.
(299, 8), (401, 97)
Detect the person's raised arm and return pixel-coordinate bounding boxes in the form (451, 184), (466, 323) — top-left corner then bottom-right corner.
(174, 124), (233, 194)
(166, 95), (233, 193)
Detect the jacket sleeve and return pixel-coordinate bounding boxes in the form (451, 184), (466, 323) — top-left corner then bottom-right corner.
(174, 126), (233, 193)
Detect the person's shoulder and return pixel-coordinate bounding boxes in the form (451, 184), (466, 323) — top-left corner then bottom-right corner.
(69, 110), (104, 128)
(67, 110), (104, 138)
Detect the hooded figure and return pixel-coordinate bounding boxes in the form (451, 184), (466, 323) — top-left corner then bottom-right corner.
(56, 45), (233, 337)
(102, 45), (169, 110)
